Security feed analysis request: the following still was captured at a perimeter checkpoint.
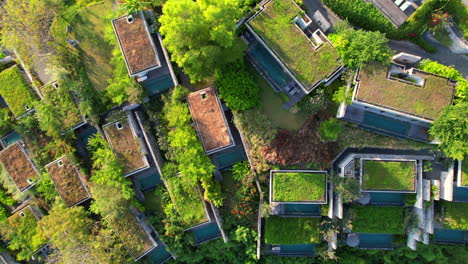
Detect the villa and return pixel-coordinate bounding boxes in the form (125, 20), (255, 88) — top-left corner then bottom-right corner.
(45, 156), (90, 207)
(103, 116), (150, 177)
(187, 87), (234, 155)
(337, 56), (456, 142)
(112, 11), (177, 96)
(263, 170), (333, 257)
(0, 141), (39, 192)
(245, 0), (343, 109)
(370, 0), (421, 28)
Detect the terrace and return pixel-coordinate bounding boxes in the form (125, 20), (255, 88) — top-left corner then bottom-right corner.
(269, 170), (327, 204)
(361, 159), (417, 193)
(112, 10), (161, 77)
(0, 65), (38, 118)
(247, 0), (342, 94)
(186, 88), (234, 155)
(39, 79), (86, 132)
(0, 142), (39, 192)
(103, 117), (149, 176)
(107, 209), (157, 261)
(45, 156), (90, 207)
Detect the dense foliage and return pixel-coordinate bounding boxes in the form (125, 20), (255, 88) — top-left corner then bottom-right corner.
(333, 175), (360, 203)
(319, 118), (343, 142)
(214, 62), (260, 110)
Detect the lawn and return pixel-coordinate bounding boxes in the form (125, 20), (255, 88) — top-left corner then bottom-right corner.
(0, 66), (38, 118)
(165, 177), (208, 229)
(272, 172), (326, 202)
(265, 216), (320, 244)
(362, 160), (416, 192)
(249, 0), (341, 89)
(351, 205), (405, 234)
(442, 202), (468, 230)
(71, 0), (114, 90)
(248, 62), (308, 131)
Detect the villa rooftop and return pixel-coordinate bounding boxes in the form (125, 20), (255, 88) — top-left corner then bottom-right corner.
(248, 0), (341, 91)
(103, 117), (148, 176)
(355, 62), (455, 120)
(370, 0), (419, 28)
(112, 11), (161, 77)
(265, 216), (320, 245)
(107, 209), (157, 261)
(351, 205), (405, 234)
(361, 159), (416, 192)
(270, 170), (327, 203)
(0, 65), (38, 118)
(0, 142), (39, 192)
(45, 156), (90, 207)
(187, 87), (233, 154)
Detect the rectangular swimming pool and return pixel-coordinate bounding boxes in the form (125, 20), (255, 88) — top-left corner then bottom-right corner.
(212, 145), (247, 170)
(143, 74), (174, 97)
(278, 244), (315, 256)
(192, 223), (221, 244)
(283, 204), (321, 216)
(1, 131), (21, 147)
(358, 233), (394, 249)
(144, 245), (172, 264)
(363, 112), (410, 137)
(434, 228), (468, 244)
(453, 186), (468, 202)
(369, 192), (405, 206)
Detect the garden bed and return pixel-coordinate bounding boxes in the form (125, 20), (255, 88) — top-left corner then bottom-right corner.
(46, 156), (90, 207)
(165, 177), (208, 229)
(0, 143), (38, 192)
(351, 205), (405, 234)
(271, 171), (326, 203)
(103, 117), (148, 176)
(248, 0), (341, 89)
(0, 65), (38, 118)
(441, 202), (468, 230)
(264, 216), (320, 244)
(361, 159), (416, 192)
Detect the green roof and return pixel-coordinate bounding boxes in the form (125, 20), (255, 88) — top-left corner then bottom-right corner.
(0, 66), (38, 118)
(351, 205), (405, 234)
(442, 202), (468, 230)
(460, 158), (468, 186)
(265, 216), (320, 244)
(362, 160), (416, 191)
(272, 172), (326, 202)
(356, 62), (455, 120)
(248, 0), (341, 90)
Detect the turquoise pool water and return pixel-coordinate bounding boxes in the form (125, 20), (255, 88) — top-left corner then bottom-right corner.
(279, 244), (315, 256)
(77, 127), (97, 148)
(358, 233), (394, 249)
(144, 245), (172, 264)
(213, 146), (247, 170)
(137, 172), (161, 191)
(1, 131), (21, 147)
(453, 186), (468, 202)
(363, 112), (410, 137)
(369, 192), (405, 206)
(283, 204), (321, 216)
(248, 44), (291, 89)
(434, 228), (468, 243)
(143, 74), (174, 96)
(192, 223), (221, 244)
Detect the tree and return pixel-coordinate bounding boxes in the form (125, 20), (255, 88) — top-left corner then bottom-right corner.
(159, 0), (246, 82)
(429, 101), (468, 160)
(214, 63), (260, 110)
(329, 22), (392, 69)
(319, 118), (342, 142)
(118, 0), (151, 16)
(333, 174), (360, 203)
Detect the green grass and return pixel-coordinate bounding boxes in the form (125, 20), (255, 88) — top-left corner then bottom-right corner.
(249, 0), (341, 89)
(273, 172), (326, 202)
(71, 0), (114, 90)
(0, 66), (38, 117)
(362, 160), (416, 191)
(460, 159), (468, 186)
(265, 216), (320, 244)
(248, 63), (308, 131)
(351, 205), (405, 234)
(165, 177), (207, 228)
(442, 202), (468, 230)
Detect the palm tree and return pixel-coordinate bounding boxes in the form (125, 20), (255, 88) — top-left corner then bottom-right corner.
(118, 0), (150, 16)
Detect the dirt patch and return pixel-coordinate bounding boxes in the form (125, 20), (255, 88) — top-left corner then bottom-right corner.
(260, 113), (340, 167)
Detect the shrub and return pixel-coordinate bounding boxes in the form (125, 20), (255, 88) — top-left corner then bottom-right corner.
(214, 62), (260, 110)
(232, 161), (252, 182)
(319, 118), (342, 141)
(333, 175), (360, 203)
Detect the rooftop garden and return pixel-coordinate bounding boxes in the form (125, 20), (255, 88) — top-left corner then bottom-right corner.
(362, 160), (416, 192)
(356, 62), (454, 120)
(108, 210), (155, 260)
(165, 176), (207, 229)
(0, 143), (38, 192)
(441, 202), (468, 230)
(103, 118), (147, 175)
(248, 0), (341, 89)
(264, 216), (320, 244)
(46, 157), (89, 207)
(351, 205), (405, 234)
(0, 66), (38, 118)
(39, 80), (83, 131)
(272, 171), (326, 202)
